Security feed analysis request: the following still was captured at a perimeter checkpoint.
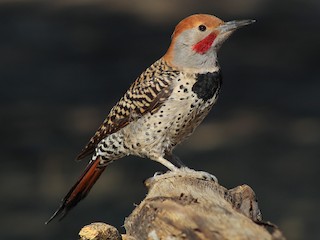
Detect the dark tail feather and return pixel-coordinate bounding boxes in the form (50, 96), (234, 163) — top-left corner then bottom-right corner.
(45, 159), (106, 224)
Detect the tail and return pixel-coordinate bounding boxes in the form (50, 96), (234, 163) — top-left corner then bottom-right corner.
(45, 159), (106, 224)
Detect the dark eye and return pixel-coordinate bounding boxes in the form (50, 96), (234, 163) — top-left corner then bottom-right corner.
(198, 25), (206, 32)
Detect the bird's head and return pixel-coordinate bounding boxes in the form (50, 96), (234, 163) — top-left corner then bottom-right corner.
(163, 14), (255, 72)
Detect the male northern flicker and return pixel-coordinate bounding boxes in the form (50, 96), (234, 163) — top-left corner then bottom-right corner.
(46, 14), (254, 223)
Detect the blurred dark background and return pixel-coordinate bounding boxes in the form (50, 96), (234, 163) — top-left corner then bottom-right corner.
(1, 0), (319, 239)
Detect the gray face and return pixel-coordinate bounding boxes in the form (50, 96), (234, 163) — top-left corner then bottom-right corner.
(171, 28), (233, 72)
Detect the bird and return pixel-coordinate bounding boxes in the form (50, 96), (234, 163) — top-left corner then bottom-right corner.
(46, 14), (255, 224)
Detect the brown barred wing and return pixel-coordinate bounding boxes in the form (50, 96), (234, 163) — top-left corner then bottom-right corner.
(76, 63), (179, 160)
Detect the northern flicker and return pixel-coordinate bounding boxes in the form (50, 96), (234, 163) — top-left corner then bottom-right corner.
(46, 14), (254, 223)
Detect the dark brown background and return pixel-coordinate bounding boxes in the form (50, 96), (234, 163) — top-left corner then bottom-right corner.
(1, 1), (319, 239)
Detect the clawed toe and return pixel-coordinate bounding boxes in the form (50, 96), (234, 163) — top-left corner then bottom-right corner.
(198, 171), (218, 182)
(153, 171), (164, 177)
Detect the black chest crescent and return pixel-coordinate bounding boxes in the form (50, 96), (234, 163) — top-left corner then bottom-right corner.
(192, 71), (222, 101)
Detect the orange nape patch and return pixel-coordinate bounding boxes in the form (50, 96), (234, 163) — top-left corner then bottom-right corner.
(192, 32), (218, 54)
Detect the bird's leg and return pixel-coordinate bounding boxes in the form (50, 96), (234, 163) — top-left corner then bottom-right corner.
(154, 156), (179, 171)
(165, 152), (186, 168)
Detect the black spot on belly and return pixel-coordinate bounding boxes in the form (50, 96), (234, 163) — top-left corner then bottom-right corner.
(192, 71), (222, 101)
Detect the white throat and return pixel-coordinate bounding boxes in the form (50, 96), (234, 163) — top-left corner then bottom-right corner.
(170, 36), (220, 73)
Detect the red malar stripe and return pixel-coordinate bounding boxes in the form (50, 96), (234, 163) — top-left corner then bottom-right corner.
(192, 32), (217, 54)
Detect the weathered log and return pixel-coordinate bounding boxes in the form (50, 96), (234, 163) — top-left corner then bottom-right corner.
(79, 168), (285, 240)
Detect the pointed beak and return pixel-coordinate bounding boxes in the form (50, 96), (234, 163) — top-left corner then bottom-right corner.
(218, 19), (255, 33)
